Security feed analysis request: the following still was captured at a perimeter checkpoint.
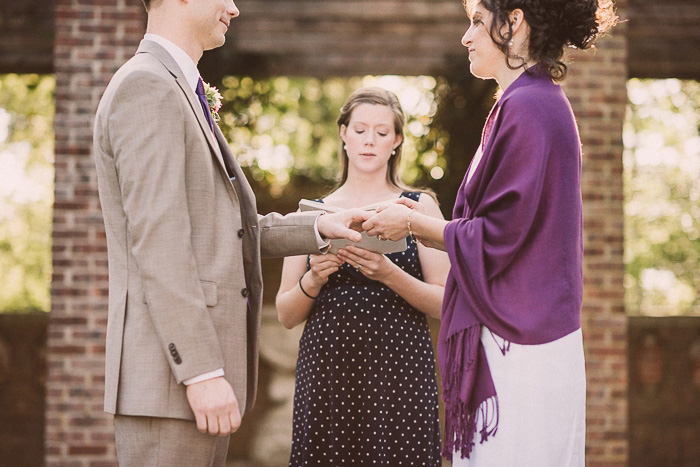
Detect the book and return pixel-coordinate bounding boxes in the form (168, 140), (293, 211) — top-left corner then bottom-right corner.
(299, 199), (408, 255)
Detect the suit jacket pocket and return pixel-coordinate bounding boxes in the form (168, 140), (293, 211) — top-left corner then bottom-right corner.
(141, 280), (218, 307)
(200, 280), (218, 307)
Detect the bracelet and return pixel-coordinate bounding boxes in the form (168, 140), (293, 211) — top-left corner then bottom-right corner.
(298, 275), (318, 299)
(407, 210), (419, 244)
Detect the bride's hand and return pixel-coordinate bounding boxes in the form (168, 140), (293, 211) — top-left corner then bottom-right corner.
(362, 203), (413, 242)
(391, 196), (425, 214)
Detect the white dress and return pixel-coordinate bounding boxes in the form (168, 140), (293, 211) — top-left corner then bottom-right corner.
(452, 147), (587, 467)
(452, 327), (586, 467)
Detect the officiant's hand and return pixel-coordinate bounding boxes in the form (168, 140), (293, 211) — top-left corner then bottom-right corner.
(309, 253), (344, 286)
(317, 208), (372, 243)
(337, 245), (398, 283)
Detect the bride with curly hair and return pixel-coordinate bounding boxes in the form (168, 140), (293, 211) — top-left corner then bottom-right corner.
(363, 0), (618, 465)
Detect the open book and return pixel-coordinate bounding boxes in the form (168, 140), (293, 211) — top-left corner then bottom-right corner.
(299, 199), (408, 255)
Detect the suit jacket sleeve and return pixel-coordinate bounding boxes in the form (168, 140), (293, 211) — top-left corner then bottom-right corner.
(257, 211), (323, 258)
(105, 69), (224, 383)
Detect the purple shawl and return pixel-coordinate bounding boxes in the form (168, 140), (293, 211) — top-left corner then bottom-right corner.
(439, 68), (584, 460)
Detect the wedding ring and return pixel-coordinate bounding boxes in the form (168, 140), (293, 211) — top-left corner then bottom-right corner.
(356, 264), (362, 271)
(377, 234), (383, 241)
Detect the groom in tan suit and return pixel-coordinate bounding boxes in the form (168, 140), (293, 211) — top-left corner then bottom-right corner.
(93, 0), (366, 465)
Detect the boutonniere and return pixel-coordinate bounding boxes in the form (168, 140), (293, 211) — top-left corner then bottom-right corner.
(202, 81), (223, 122)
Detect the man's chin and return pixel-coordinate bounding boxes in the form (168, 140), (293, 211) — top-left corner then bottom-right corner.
(204, 36), (227, 51)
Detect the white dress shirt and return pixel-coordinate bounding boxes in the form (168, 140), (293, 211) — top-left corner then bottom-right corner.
(144, 34), (200, 94)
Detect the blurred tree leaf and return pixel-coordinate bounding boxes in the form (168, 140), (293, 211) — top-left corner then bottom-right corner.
(0, 74), (54, 313)
(0, 72), (496, 311)
(214, 72), (494, 218)
(624, 79), (700, 316)
(211, 72), (494, 304)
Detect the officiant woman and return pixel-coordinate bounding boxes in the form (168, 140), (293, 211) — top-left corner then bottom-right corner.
(275, 87), (450, 466)
(362, 0), (618, 465)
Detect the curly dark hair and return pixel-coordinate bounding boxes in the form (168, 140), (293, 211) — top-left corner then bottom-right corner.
(464, 0), (618, 81)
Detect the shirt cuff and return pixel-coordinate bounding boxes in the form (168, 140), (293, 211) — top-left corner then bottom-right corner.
(314, 212), (330, 251)
(183, 368), (225, 385)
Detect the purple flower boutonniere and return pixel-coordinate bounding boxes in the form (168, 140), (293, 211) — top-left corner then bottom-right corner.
(202, 81), (223, 123)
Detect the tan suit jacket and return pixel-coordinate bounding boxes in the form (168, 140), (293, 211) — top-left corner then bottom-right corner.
(94, 39), (320, 420)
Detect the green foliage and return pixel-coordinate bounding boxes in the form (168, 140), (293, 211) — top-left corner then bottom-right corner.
(0, 74), (54, 313)
(0, 71), (494, 312)
(215, 75), (450, 208)
(424, 63), (497, 215)
(624, 79), (700, 316)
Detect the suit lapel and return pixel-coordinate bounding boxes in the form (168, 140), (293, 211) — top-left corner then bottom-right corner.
(135, 40), (228, 178)
(213, 125), (256, 208)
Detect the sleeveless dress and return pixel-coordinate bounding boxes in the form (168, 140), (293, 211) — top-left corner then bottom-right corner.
(288, 191), (441, 466)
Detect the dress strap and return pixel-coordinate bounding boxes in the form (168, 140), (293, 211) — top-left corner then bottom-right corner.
(401, 191), (422, 202)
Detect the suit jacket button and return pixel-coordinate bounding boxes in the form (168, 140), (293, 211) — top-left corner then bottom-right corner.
(168, 343), (182, 364)
(241, 288), (249, 297)
(237, 229), (245, 238)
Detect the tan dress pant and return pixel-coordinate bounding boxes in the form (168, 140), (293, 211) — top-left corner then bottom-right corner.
(114, 415), (230, 467)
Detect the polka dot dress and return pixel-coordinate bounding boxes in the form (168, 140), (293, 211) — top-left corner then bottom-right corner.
(289, 192), (441, 466)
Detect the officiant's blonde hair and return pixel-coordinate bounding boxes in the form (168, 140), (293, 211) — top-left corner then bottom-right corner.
(335, 87), (435, 200)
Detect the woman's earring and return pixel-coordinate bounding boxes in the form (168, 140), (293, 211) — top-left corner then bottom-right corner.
(508, 40), (514, 47)
(391, 149), (396, 155)
(344, 144), (348, 151)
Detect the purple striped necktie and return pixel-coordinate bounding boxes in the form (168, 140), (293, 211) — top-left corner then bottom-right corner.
(195, 77), (215, 133)
(196, 78), (235, 181)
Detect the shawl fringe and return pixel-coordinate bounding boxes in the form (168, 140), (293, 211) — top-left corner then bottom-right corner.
(441, 325), (500, 462)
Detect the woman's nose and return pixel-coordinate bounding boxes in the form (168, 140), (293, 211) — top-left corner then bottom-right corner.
(461, 29), (472, 48)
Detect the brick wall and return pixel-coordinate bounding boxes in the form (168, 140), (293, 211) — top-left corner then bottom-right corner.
(47, 1), (629, 465)
(0, 313), (47, 467)
(47, 1), (145, 465)
(629, 317), (700, 466)
(566, 3), (629, 464)
(200, 0), (467, 79)
(0, 0), (54, 74)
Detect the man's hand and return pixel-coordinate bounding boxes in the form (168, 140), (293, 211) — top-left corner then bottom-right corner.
(317, 208), (372, 242)
(186, 377), (241, 436)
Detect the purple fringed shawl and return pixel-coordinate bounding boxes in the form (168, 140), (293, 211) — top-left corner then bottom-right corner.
(439, 68), (584, 461)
